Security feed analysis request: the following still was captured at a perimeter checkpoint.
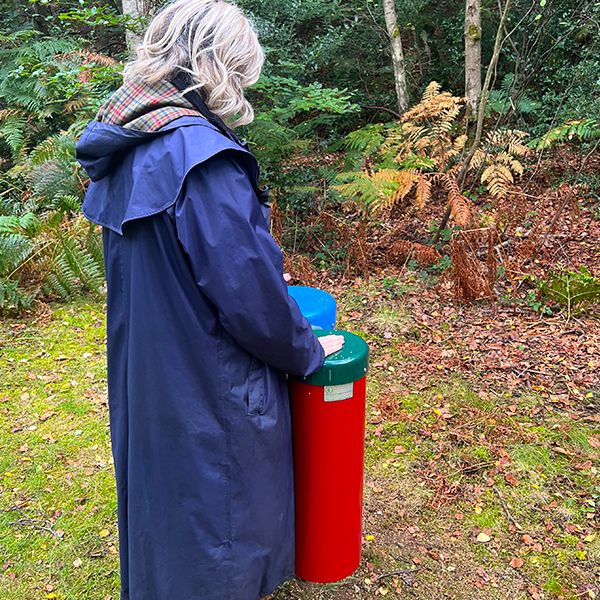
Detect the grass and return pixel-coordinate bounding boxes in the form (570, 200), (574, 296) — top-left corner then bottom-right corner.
(0, 300), (118, 600)
(1, 277), (598, 599)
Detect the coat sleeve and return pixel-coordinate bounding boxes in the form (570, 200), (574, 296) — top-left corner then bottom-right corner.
(174, 151), (326, 377)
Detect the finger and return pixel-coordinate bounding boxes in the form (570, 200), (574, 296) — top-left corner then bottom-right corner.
(319, 335), (345, 356)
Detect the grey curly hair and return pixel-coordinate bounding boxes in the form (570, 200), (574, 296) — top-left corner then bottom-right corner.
(123, 0), (264, 128)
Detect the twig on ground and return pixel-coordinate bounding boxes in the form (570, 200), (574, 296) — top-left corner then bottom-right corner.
(375, 567), (421, 581)
(8, 517), (62, 538)
(492, 485), (523, 531)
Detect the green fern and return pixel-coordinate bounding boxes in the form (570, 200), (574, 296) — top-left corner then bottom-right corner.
(28, 133), (76, 165)
(53, 229), (105, 296)
(338, 124), (387, 169)
(0, 213), (39, 274)
(0, 279), (33, 312)
(0, 112), (28, 159)
(486, 73), (540, 117)
(0, 232), (32, 274)
(532, 119), (600, 150)
(538, 266), (600, 318)
(0, 213), (105, 313)
(333, 170), (383, 208)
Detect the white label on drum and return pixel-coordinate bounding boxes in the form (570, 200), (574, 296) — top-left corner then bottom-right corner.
(324, 382), (354, 402)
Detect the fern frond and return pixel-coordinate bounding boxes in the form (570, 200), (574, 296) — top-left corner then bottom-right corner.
(441, 174), (472, 227)
(28, 133), (76, 166)
(0, 113), (28, 159)
(415, 175), (432, 209)
(453, 135), (467, 153)
(422, 81), (442, 101)
(532, 119), (600, 150)
(372, 170), (417, 213)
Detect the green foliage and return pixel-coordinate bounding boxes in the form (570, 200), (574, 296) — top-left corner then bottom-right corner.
(538, 266), (600, 318)
(57, 4), (143, 32)
(0, 212), (105, 315)
(243, 75), (358, 211)
(0, 26), (122, 166)
(334, 123), (387, 169)
(41, 219), (105, 301)
(0, 3), (121, 313)
(0, 111), (28, 159)
(486, 74), (540, 118)
(246, 75), (359, 162)
(532, 119), (600, 150)
(0, 125), (102, 313)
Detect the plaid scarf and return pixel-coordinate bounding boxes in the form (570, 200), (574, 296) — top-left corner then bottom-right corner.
(96, 78), (203, 132)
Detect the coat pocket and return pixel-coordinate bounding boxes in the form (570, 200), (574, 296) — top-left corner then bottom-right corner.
(247, 357), (267, 416)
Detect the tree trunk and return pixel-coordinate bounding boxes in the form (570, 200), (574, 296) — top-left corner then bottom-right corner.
(464, 0), (482, 119)
(382, 0), (409, 113)
(122, 0), (157, 52)
(457, 0), (512, 188)
(434, 0), (511, 243)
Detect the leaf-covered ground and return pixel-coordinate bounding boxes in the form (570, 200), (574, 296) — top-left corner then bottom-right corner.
(1, 274), (598, 600)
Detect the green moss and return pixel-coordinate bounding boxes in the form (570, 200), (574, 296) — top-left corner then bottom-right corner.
(2, 281), (598, 600)
(464, 502), (503, 530)
(0, 299), (116, 599)
(466, 24), (481, 40)
(509, 444), (556, 472)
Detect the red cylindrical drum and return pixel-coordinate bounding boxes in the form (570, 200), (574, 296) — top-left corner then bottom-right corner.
(290, 330), (369, 583)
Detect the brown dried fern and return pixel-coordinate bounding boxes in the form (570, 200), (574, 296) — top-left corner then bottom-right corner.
(450, 228), (497, 302)
(415, 175), (432, 209)
(440, 174), (472, 227)
(387, 240), (442, 267)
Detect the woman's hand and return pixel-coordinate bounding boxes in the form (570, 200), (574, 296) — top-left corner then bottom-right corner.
(319, 334), (345, 357)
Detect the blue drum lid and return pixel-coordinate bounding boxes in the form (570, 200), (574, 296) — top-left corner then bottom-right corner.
(288, 285), (336, 330)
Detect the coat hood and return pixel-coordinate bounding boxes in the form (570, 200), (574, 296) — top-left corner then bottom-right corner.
(76, 121), (155, 182)
(76, 116), (263, 235)
(76, 77), (265, 235)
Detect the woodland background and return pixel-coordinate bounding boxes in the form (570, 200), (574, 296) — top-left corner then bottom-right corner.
(0, 0), (599, 311)
(0, 1), (598, 599)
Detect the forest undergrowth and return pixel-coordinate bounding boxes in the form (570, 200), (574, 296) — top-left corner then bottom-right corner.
(1, 235), (598, 599)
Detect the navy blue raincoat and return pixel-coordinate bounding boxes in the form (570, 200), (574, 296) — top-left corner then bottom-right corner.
(76, 114), (325, 599)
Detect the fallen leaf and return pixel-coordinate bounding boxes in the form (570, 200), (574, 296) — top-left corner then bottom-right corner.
(522, 534), (535, 545)
(39, 410), (57, 422)
(552, 445), (575, 456)
(528, 585), (542, 600)
(476, 532), (491, 543)
(510, 557), (524, 569)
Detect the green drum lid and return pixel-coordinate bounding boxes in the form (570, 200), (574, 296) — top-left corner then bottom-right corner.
(300, 329), (369, 387)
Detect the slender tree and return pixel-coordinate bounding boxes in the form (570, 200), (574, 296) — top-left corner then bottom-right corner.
(122, 0), (157, 51)
(464, 0), (482, 118)
(382, 0), (409, 113)
(433, 0), (512, 242)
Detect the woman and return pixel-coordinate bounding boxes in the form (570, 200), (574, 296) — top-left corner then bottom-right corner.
(75, 1), (344, 598)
